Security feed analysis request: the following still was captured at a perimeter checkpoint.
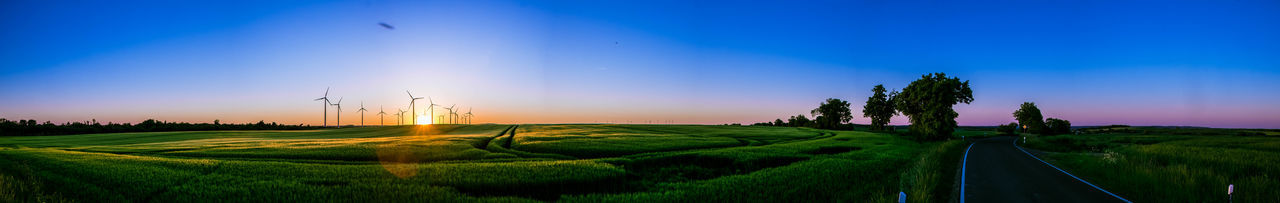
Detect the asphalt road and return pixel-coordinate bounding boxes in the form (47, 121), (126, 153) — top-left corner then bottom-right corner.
(961, 136), (1130, 203)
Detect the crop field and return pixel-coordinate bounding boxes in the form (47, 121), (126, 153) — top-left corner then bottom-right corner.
(1023, 130), (1280, 202)
(0, 124), (943, 202)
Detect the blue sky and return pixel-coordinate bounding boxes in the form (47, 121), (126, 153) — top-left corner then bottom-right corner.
(1, 0), (1278, 128)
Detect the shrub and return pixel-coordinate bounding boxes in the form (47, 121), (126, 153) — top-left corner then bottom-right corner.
(1044, 118), (1071, 135)
(997, 123), (1019, 135)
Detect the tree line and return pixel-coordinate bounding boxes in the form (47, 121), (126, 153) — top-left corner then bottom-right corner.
(751, 98), (861, 130)
(755, 73), (974, 141)
(997, 102), (1072, 136)
(0, 118), (321, 136)
(755, 72), (1073, 141)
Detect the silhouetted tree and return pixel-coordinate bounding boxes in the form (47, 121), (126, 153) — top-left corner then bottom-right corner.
(788, 114), (811, 127)
(863, 84), (898, 131)
(997, 122), (1019, 135)
(1013, 102), (1046, 134)
(810, 98), (852, 130)
(893, 73), (973, 141)
(773, 119), (785, 126)
(1044, 118), (1071, 135)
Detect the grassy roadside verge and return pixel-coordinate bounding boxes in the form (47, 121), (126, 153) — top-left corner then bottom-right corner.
(898, 140), (967, 203)
(1021, 134), (1280, 202)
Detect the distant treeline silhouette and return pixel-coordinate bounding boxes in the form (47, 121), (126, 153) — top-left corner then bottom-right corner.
(749, 114), (864, 131)
(0, 118), (322, 136)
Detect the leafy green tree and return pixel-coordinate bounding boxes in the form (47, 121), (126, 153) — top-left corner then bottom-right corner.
(810, 98), (852, 130)
(862, 84), (898, 131)
(1044, 118), (1072, 135)
(893, 73), (974, 141)
(1013, 102), (1046, 134)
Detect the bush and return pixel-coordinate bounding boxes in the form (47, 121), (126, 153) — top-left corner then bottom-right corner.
(997, 123), (1019, 135)
(1044, 118), (1071, 135)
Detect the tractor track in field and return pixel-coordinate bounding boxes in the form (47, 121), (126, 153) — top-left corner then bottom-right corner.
(57, 148), (382, 165)
(502, 125), (518, 149)
(769, 131), (837, 145)
(474, 125), (516, 150)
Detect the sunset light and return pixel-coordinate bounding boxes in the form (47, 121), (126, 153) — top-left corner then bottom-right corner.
(1, 0), (1277, 202)
(417, 114), (432, 125)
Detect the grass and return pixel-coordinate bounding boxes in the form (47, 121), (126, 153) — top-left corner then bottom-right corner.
(511, 125), (825, 158)
(898, 140), (967, 203)
(1023, 132), (1280, 202)
(0, 124), (950, 202)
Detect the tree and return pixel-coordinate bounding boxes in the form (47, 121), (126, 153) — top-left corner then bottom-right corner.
(997, 122), (1019, 135)
(810, 98), (852, 130)
(1044, 118), (1071, 135)
(773, 119), (785, 126)
(787, 114), (811, 127)
(862, 84), (898, 131)
(893, 73), (973, 141)
(1013, 102), (1046, 134)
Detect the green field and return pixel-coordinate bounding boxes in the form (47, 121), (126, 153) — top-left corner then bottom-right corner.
(0, 124), (954, 202)
(1023, 129), (1280, 202)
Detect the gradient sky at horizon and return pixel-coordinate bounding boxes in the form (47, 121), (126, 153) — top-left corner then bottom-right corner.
(2, 0), (1278, 128)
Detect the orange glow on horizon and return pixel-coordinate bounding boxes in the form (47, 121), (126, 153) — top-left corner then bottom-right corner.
(416, 114), (433, 125)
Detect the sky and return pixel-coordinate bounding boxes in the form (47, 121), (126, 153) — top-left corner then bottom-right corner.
(1, 0), (1278, 128)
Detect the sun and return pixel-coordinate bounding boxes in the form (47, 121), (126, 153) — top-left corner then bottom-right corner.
(416, 114), (433, 125)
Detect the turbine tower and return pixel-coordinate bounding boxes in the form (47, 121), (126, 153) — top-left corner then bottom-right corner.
(330, 98), (343, 128)
(357, 101), (368, 126)
(313, 87), (331, 127)
(443, 105), (455, 124)
(455, 105), (465, 124)
(406, 91), (423, 125)
(377, 106), (387, 126)
(465, 107), (473, 124)
(395, 109), (406, 125)
(427, 97), (440, 124)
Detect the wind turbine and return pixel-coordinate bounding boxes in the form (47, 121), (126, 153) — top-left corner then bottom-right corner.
(357, 101), (368, 126)
(330, 98), (343, 128)
(407, 91), (423, 125)
(465, 107), (473, 124)
(377, 106), (387, 126)
(313, 87), (331, 127)
(427, 97), (440, 124)
(394, 109), (405, 125)
(443, 105), (456, 124)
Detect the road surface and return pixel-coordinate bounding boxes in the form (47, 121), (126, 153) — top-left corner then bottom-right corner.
(960, 136), (1130, 203)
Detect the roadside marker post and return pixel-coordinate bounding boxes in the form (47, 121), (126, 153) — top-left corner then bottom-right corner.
(1228, 184), (1234, 203)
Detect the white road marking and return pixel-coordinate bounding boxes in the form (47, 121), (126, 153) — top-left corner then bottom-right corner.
(960, 142), (975, 203)
(1012, 138), (1132, 203)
